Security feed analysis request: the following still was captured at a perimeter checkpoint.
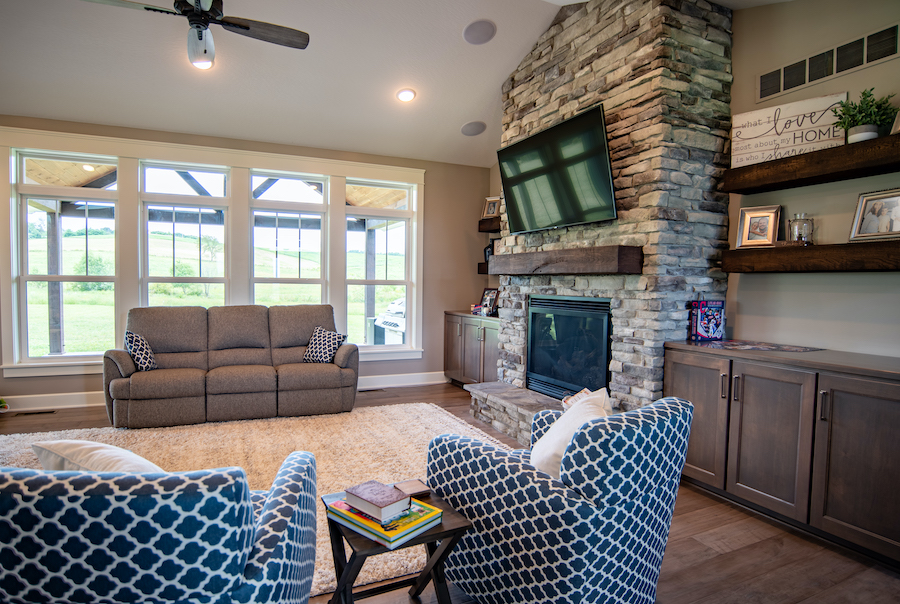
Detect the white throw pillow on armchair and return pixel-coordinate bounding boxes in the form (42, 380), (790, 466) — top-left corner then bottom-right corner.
(530, 388), (613, 479)
(32, 440), (165, 473)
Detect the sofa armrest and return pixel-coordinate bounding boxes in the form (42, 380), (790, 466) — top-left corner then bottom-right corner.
(103, 349), (136, 422)
(332, 343), (359, 371)
(232, 451), (317, 604)
(530, 409), (563, 446)
(104, 348), (136, 380)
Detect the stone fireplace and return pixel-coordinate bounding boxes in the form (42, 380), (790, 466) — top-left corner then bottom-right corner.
(493, 0), (733, 410)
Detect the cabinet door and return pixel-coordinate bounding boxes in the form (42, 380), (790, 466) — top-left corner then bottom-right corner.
(481, 320), (500, 383)
(663, 351), (730, 489)
(443, 314), (463, 382)
(810, 374), (900, 561)
(461, 318), (483, 384)
(727, 361), (816, 521)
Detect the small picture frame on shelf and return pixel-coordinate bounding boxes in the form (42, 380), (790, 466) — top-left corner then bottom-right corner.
(479, 288), (499, 317)
(482, 196), (501, 219)
(849, 188), (900, 242)
(892, 111), (900, 136)
(737, 205), (780, 248)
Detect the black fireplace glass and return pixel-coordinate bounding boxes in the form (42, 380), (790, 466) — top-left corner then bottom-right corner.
(526, 295), (611, 399)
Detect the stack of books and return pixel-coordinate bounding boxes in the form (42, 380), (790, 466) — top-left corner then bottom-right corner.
(323, 479), (442, 549)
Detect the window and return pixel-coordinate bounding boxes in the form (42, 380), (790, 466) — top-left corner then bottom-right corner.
(145, 204), (226, 306)
(16, 153), (118, 359)
(2, 132), (424, 375)
(141, 162), (228, 307)
(345, 181), (413, 347)
(251, 171), (326, 306)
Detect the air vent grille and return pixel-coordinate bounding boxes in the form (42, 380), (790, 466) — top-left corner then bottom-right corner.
(757, 23), (898, 101)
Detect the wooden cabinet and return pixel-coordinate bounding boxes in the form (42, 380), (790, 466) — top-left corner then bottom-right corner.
(444, 313), (464, 383)
(445, 312), (499, 385)
(727, 361), (816, 521)
(810, 374), (900, 561)
(664, 341), (900, 563)
(663, 350), (730, 489)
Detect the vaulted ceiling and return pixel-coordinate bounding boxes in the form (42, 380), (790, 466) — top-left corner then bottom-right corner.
(0, 0), (782, 168)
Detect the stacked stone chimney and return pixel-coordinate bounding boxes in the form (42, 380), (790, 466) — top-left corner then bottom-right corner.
(495, 0), (733, 409)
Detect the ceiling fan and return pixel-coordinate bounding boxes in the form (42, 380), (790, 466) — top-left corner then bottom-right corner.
(77, 0), (309, 70)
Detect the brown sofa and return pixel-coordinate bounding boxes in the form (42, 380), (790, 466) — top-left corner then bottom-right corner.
(103, 304), (359, 428)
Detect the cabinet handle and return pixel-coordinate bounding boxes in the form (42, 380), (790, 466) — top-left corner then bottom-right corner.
(457, 323), (461, 337)
(819, 390), (829, 421)
(732, 375), (740, 401)
(720, 373), (728, 399)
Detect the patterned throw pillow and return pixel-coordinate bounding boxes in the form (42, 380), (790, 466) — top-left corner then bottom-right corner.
(303, 325), (347, 363)
(125, 330), (158, 371)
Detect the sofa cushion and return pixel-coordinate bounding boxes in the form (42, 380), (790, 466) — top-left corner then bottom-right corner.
(270, 304), (338, 365)
(127, 306), (209, 370)
(277, 361), (351, 390)
(303, 325), (347, 363)
(129, 367), (207, 399)
(32, 440), (164, 473)
(208, 305), (273, 369)
(208, 364), (277, 395)
(530, 388), (612, 479)
(124, 330), (157, 371)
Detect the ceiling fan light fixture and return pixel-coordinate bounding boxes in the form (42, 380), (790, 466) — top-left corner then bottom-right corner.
(397, 89), (416, 102)
(187, 28), (215, 70)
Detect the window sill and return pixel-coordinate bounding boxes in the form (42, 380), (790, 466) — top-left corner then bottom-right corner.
(2, 360), (103, 378)
(358, 346), (424, 362)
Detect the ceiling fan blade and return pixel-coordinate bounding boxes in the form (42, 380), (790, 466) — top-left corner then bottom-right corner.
(214, 16), (309, 49)
(76, 0), (179, 16)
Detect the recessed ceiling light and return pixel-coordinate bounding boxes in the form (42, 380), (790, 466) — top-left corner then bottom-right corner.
(463, 20), (496, 45)
(397, 89), (416, 102)
(82, 165), (95, 172)
(461, 121), (487, 136)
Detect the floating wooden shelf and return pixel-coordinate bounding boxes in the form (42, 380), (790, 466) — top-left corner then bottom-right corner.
(478, 216), (501, 233)
(723, 134), (900, 195)
(722, 240), (900, 273)
(488, 246), (643, 275)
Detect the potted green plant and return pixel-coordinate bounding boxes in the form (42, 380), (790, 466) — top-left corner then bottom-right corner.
(0, 397), (8, 413)
(832, 88), (899, 143)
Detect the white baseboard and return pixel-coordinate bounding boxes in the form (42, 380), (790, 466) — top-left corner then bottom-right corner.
(1, 373), (449, 413)
(2, 391), (106, 413)
(357, 371), (449, 390)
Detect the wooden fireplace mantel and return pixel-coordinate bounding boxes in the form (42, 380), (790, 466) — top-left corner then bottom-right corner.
(487, 246), (643, 276)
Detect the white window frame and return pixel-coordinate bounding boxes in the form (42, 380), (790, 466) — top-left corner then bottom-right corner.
(0, 127), (425, 377)
(249, 169), (328, 305)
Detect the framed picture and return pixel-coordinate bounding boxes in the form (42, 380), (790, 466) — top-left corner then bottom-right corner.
(479, 288), (499, 316)
(849, 188), (900, 242)
(737, 205), (780, 248)
(482, 196), (501, 219)
(892, 111), (900, 136)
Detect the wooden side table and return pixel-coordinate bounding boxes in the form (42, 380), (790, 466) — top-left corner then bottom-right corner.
(324, 492), (472, 604)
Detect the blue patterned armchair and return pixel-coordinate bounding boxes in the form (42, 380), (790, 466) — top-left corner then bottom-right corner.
(426, 397), (693, 604)
(0, 452), (317, 604)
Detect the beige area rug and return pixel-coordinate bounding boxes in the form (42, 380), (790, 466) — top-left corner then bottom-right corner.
(0, 403), (509, 596)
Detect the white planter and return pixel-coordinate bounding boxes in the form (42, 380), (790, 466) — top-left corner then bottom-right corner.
(847, 125), (879, 143)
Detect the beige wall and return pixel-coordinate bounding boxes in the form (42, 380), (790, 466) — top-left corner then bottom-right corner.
(728, 0), (900, 356)
(0, 116), (491, 400)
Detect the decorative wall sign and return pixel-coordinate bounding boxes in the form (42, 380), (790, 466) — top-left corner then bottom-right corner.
(731, 93), (847, 168)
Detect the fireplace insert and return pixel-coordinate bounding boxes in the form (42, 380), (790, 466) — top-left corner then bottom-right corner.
(526, 295), (612, 399)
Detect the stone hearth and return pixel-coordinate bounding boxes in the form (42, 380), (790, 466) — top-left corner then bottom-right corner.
(494, 0), (732, 409)
(466, 382), (563, 446)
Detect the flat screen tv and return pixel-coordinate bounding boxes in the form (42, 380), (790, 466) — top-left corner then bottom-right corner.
(498, 103), (617, 235)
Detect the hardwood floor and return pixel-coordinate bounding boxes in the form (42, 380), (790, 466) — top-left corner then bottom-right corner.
(2, 384), (898, 603)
